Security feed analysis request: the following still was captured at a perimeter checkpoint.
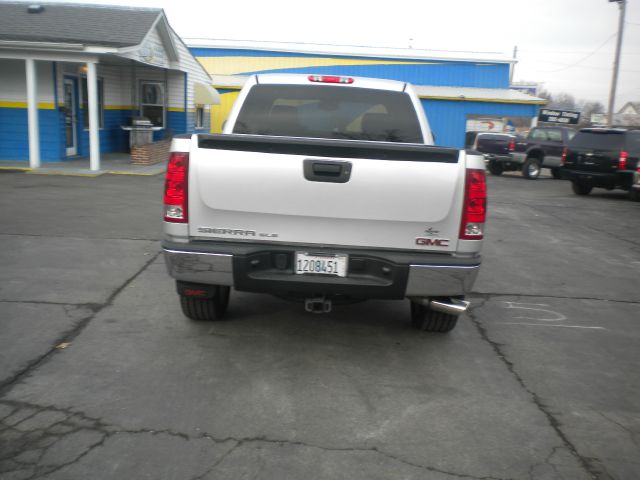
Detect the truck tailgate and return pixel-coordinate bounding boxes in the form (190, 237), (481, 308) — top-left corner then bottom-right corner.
(188, 135), (465, 252)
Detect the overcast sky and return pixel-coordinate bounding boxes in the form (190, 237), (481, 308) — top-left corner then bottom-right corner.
(59, 0), (640, 110)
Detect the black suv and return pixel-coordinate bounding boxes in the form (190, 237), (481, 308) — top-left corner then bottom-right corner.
(561, 128), (640, 201)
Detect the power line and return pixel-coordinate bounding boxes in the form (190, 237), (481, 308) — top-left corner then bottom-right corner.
(526, 58), (640, 74)
(520, 50), (640, 56)
(183, 37), (506, 56)
(541, 33), (617, 73)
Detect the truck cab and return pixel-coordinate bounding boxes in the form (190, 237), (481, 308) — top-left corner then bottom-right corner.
(495, 126), (576, 179)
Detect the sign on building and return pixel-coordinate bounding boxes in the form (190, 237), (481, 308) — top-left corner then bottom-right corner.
(538, 109), (580, 125)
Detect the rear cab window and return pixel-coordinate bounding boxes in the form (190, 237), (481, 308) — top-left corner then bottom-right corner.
(546, 129), (563, 142)
(233, 84), (424, 143)
(530, 129), (548, 141)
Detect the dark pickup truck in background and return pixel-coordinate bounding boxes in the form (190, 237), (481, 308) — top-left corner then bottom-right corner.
(492, 126), (576, 179)
(560, 128), (640, 201)
(465, 132), (517, 176)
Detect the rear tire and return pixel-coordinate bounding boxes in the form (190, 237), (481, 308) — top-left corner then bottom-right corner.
(629, 189), (640, 202)
(550, 168), (561, 179)
(180, 286), (230, 321)
(410, 301), (458, 333)
(487, 160), (504, 176)
(571, 182), (592, 196)
(522, 157), (541, 179)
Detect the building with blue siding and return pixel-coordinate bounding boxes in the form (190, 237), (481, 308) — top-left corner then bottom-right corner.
(189, 40), (544, 148)
(0, 2), (218, 170)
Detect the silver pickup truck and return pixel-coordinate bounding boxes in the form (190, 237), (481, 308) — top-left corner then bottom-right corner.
(162, 74), (486, 333)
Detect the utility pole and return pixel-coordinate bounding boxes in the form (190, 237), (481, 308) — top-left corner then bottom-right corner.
(607, 0), (626, 127)
(510, 45), (518, 85)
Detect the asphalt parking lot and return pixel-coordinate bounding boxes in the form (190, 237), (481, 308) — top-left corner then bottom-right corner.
(0, 169), (638, 480)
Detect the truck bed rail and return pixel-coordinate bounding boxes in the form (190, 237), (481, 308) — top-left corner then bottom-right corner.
(197, 134), (460, 163)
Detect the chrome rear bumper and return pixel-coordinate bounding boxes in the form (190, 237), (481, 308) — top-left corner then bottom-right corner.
(163, 249), (234, 286)
(163, 245), (479, 298)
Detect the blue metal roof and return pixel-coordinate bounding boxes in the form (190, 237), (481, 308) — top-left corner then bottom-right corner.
(191, 47), (510, 89)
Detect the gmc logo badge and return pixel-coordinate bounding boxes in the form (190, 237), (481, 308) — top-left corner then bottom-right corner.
(416, 237), (450, 247)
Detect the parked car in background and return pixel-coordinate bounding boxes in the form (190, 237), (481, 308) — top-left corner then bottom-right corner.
(560, 128), (640, 201)
(494, 126), (576, 179)
(466, 132), (517, 176)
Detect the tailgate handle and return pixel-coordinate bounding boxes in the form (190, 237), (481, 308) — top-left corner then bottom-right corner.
(303, 159), (352, 183)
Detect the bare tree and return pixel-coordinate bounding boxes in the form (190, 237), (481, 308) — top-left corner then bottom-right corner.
(549, 93), (577, 110)
(536, 87), (553, 105)
(577, 101), (605, 127)
(538, 89), (607, 127)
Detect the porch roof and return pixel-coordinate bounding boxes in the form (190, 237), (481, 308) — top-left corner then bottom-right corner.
(0, 2), (162, 48)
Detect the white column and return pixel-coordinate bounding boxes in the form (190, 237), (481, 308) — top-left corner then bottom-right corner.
(25, 58), (40, 169)
(86, 62), (100, 171)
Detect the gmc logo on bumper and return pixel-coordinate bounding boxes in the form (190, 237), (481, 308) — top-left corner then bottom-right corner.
(416, 237), (450, 247)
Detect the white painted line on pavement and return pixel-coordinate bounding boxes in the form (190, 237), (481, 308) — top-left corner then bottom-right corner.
(501, 301), (567, 322)
(501, 322), (606, 330)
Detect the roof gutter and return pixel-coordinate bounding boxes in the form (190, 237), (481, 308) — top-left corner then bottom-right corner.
(0, 40), (85, 51)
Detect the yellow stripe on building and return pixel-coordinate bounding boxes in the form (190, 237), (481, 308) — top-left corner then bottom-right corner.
(104, 105), (135, 110)
(0, 101), (56, 109)
(210, 91), (240, 133)
(197, 56), (432, 76)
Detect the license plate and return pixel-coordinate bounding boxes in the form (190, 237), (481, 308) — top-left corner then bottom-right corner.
(295, 252), (348, 277)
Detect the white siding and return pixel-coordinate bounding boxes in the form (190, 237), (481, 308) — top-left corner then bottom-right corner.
(119, 26), (170, 69)
(57, 62), (131, 108)
(0, 59), (55, 104)
(55, 62), (185, 110)
(167, 70), (185, 110)
(101, 65), (129, 107)
(173, 33), (212, 111)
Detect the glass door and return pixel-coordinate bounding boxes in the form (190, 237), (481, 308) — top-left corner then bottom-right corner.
(63, 78), (77, 156)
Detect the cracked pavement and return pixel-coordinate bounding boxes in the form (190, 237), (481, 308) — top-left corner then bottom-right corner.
(0, 171), (638, 479)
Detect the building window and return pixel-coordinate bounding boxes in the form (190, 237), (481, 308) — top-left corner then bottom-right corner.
(140, 81), (165, 127)
(195, 106), (204, 129)
(81, 77), (104, 129)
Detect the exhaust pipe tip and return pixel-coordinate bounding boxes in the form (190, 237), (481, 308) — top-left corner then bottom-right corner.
(412, 297), (470, 316)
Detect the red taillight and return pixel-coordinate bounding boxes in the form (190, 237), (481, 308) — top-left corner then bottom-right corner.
(308, 75), (354, 84)
(618, 150), (628, 170)
(184, 288), (208, 297)
(164, 152), (189, 223)
(459, 168), (487, 240)
(561, 147), (567, 166)
(508, 139), (515, 152)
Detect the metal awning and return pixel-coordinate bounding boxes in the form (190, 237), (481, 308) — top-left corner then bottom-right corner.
(194, 82), (220, 105)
